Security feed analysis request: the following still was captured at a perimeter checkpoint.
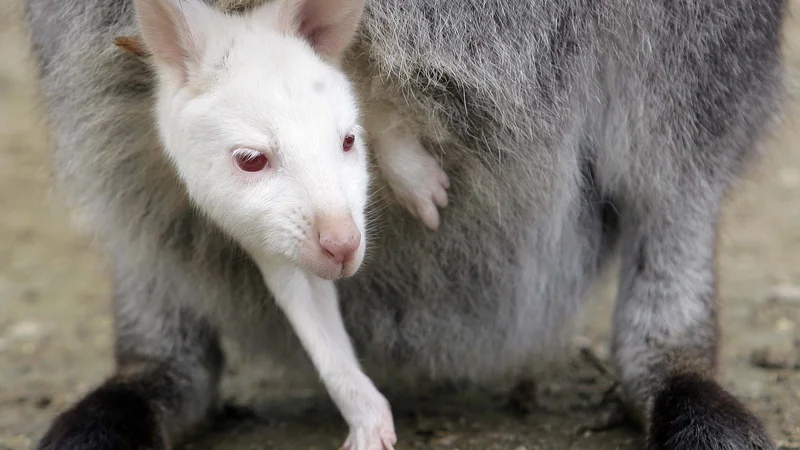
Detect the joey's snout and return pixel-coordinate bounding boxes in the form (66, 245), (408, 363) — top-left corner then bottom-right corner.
(317, 215), (361, 264)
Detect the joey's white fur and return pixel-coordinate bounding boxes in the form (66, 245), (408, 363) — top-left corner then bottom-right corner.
(262, 263), (396, 450)
(138, 0), (371, 279)
(132, 0), (421, 447)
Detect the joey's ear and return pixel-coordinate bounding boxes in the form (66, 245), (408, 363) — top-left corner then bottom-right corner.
(133, 0), (217, 78)
(278, 0), (366, 62)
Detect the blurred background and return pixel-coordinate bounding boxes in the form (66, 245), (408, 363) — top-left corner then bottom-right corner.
(1, 1), (799, 449)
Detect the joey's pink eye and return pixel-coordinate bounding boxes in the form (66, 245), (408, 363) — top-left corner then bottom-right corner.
(343, 134), (355, 152)
(233, 149), (270, 172)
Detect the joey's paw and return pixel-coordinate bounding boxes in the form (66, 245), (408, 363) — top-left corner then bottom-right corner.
(647, 374), (775, 450)
(37, 382), (165, 450)
(340, 401), (397, 450)
(380, 140), (449, 231)
(397, 166), (449, 231)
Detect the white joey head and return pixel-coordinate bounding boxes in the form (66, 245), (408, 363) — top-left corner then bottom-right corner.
(134, 0), (369, 280)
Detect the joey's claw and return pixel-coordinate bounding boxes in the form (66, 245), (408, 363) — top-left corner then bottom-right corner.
(340, 399), (397, 450)
(417, 200), (441, 231)
(340, 428), (397, 450)
(433, 178), (449, 208)
(382, 435), (397, 450)
(438, 171), (451, 189)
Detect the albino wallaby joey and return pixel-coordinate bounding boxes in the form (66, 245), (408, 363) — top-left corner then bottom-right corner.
(105, 1), (451, 448)
(25, 0), (787, 449)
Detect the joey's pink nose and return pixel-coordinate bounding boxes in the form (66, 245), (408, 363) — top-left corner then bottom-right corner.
(318, 216), (361, 264)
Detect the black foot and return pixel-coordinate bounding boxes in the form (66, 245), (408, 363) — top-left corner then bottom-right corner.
(37, 380), (166, 450)
(648, 373), (775, 450)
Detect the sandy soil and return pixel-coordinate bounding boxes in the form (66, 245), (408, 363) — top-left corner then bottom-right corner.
(1, 1), (799, 449)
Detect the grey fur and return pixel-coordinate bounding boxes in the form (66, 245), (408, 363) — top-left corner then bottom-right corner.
(25, 0), (787, 447)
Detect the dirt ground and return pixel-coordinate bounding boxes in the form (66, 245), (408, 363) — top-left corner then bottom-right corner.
(1, 1), (799, 449)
